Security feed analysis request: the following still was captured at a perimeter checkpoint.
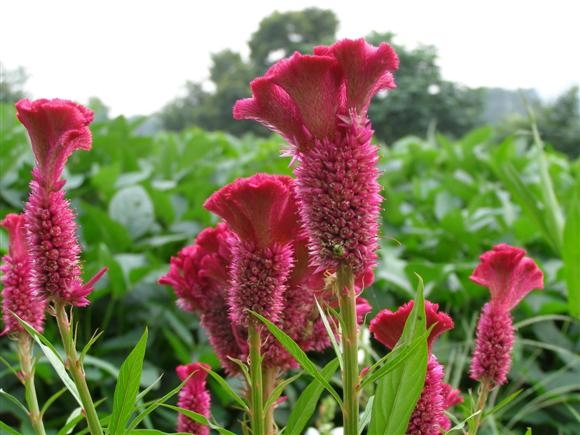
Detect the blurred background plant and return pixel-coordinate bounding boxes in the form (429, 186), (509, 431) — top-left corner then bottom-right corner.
(1, 7), (579, 434)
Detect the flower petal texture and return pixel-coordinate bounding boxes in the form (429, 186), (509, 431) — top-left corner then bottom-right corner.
(470, 243), (544, 311)
(1, 214), (46, 335)
(15, 98), (93, 189)
(176, 362), (211, 434)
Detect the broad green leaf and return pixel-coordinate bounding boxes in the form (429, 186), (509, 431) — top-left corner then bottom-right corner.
(368, 277), (428, 435)
(109, 185), (155, 239)
(15, 315), (82, 406)
(283, 358), (340, 435)
(562, 179), (580, 318)
(109, 328), (148, 434)
(251, 311), (342, 406)
(0, 420), (21, 435)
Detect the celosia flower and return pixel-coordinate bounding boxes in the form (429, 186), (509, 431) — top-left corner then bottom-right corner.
(176, 362), (211, 434)
(204, 174), (300, 327)
(470, 244), (543, 385)
(16, 99), (106, 307)
(370, 300), (457, 435)
(1, 214), (45, 335)
(159, 224), (246, 375)
(234, 39), (399, 277)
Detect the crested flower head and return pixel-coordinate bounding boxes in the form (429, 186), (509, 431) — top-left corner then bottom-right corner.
(234, 39), (398, 276)
(369, 300), (454, 351)
(1, 214), (46, 335)
(159, 223), (232, 312)
(470, 243), (544, 312)
(15, 98), (93, 191)
(205, 174), (298, 326)
(159, 224), (246, 375)
(16, 98), (105, 307)
(176, 362), (211, 434)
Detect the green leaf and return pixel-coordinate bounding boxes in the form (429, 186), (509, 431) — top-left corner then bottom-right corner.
(57, 407), (83, 435)
(41, 387), (67, 416)
(263, 372), (301, 413)
(109, 328), (148, 434)
(160, 403), (236, 435)
(315, 298), (343, 371)
(109, 185), (155, 239)
(0, 420), (21, 435)
(15, 314), (82, 406)
(205, 368), (248, 411)
(251, 311), (342, 406)
(285, 358), (340, 435)
(368, 276), (428, 435)
(0, 388), (29, 414)
(359, 396), (374, 434)
(562, 178), (580, 318)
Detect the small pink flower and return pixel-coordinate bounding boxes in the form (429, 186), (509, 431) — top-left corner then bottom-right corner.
(16, 99), (106, 307)
(1, 214), (46, 335)
(370, 300), (457, 435)
(159, 224), (246, 375)
(234, 39), (399, 277)
(204, 174), (299, 327)
(176, 362), (211, 435)
(469, 244), (543, 385)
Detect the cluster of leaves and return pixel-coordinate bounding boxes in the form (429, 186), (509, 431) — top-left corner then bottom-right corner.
(1, 103), (579, 432)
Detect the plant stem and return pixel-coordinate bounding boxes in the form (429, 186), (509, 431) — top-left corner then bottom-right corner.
(248, 318), (264, 435)
(263, 366), (277, 435)
(472, 378), (492, 435)
(54, 301), (103, 435)
(17, 334), (46, 435)
(337, 265), (358, 435)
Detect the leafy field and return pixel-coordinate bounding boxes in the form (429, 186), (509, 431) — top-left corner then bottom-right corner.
(1, 103), (579, 433)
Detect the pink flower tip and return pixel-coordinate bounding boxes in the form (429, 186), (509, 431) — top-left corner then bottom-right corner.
(204, 173), (300, 247)
(369, 300), (454, 350)
(470, 244), (544, 311)
(15, 98), (94, 187)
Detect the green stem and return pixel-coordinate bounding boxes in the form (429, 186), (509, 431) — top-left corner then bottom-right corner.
(54, 302), (103, 435)
(337, 265), (358, 435)
(472, 378), (492, 435)
(263, 366), (276, 435)
(17, 334), (46, 435)
(248, 318), (264, 435)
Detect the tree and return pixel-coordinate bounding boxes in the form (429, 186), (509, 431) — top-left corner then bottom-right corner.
(538, 85), (579, 157)
(365, 32), (484, 144)
(0, 63), (28, 104)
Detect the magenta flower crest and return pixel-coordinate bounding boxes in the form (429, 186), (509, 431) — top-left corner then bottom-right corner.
(469, 244), (544, 385)
(370, 300), (458, 434)
(176, 362), (211, 434)
(16, 99), (106, 307)
(234, 39), (399, 277)
(470, 243), (544, 311)
(1, 214), (46, 335)
(204, 174), (299, 327)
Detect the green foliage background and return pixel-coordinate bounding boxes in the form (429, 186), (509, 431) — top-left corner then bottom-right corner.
(1, 97), (579, 433)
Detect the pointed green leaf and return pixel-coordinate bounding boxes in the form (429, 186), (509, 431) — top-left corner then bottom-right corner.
(368, 276), (428, 435)
(0, 420), (21, 435)
(251, 311), (342, 406)
(205, 368), (248, 411)
(563, 179), (580, 318)
(109, 328), (148, 434)
(285, 358), (340, 435)
(160, 403), (236, 435)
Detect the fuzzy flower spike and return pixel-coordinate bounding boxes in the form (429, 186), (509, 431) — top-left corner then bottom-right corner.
(370, 300), (460, 435)
(176, 362), (211, 434)
(234, 39), (398, 278)
(1, 214), (46, 335)
(16, 99), (106, 307)
(470, 244), (543, 385)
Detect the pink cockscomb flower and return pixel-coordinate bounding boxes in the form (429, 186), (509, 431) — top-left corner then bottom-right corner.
(16, 99), (106, 307)
(176, 363), (211, 434)
(470, 244), (543, 385)
(370, 300), (458, 435)
(159, 224), (246, 375)
(1, 214), (46, 335)
(204, 174), (299, 327)
(234, 39), (399, 278)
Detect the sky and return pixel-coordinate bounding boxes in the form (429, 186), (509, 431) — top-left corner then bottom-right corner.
(1, 0), (579, 117)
